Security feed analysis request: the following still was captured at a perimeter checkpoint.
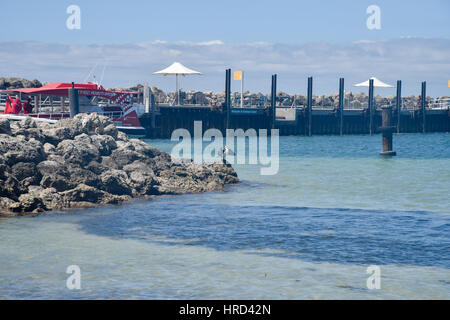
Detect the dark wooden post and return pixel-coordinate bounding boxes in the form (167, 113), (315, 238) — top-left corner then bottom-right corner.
(69, 82), (79, 118)
(307, 76), (313, 136)
(150, 93), (156, 129)
(49, 96), (53, 113)
(380, 106), (396, 156)
(396, 80), (402, 134)
(421, 81), (426, 133)
(368, 79), (374, 135)
(34, 95), (39, 114)
(225, 69), (231, 129)
(144, 83), (150, 114)
(271, 74), (277, 129)
(60, 96), (65, 113)
(338, 78), (344, 135)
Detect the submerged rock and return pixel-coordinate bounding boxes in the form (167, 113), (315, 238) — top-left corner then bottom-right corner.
(0, 113), (238, 216)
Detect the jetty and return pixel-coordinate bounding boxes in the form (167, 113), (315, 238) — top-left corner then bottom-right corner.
(139, 71), (450, 138)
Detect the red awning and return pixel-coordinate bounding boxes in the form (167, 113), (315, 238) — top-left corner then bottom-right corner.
(0, 82), (136, 96)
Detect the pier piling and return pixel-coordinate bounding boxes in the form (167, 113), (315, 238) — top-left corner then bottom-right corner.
(144, 83), (150, 114)
(380, 106), (396, 156)
(368, 79), (374, 135)
(421, 81), (427, 133)
(60, 96), (65, 112)
(150, 93), (156, 129)
(396, 80), (402, 134)
(34, 95), (39, 114)
(307, 77), (313, 136)
(69, 82), (79, 118)
(225, 69), (231, 129)
(338, 78), (344, 136)
(271, 74), (277, 129)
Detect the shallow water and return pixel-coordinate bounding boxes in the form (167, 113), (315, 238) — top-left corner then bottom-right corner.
(0, 133), (449, 299)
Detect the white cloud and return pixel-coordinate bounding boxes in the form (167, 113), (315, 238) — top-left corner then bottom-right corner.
(196, 40), (224, 46)
(0, 38), (449, 96)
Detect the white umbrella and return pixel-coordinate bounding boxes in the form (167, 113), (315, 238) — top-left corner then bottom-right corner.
(354, 77), (394, 88)
(153, 62), (202, 105)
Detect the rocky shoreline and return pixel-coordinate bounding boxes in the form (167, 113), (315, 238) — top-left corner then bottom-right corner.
(0, 114), (238, 216)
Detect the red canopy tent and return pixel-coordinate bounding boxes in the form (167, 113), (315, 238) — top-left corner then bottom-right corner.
(1, 82), (136, 105)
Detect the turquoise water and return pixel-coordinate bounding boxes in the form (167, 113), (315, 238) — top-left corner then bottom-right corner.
(0, 133), (449, 299)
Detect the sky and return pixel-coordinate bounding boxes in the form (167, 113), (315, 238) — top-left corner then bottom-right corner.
(0, 0), (449, 96)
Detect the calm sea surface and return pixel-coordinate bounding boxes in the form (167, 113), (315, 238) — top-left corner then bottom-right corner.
(0, 133), (449, 299)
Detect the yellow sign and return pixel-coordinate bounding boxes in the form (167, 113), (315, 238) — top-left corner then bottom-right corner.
(448, 80), (450, 87)
(234, 70), (242, 81)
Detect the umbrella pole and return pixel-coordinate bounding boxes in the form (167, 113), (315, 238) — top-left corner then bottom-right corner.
(176, 74), (180, 105)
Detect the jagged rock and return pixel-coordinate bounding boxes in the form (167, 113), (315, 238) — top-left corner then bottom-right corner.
(10, 162), (38, 181)
(12, 127), (45, 142)
(122, 160), (154, 174)
(151, 153), (172, 174)
(68, 167), (101, 188)
(0, 119), (11, 134)
(110, 144), (145, 169)
(37, 160), (67, 176)
(43, 143), (56, 154)
(101, 156), (119, 170)
(60, 184), (130, 208)
(103, 124), (118, 139)
(61, 184), (106, 204)
(18, 117), (37, 129)
(90, 134), (117, 156)
(0, 135), (45, 165)
(37, 160), (73, 192)
(11, 162), (41, 188)
(128, 169), (157, 196)
(117, 131), (129, 141)
(30, 187), (63, 210)
(0, 197), (21, 214)
(86, 160), (110, 175)
(0, 114), (239, 216)
(17, 193), (46, 213)
(77, 113), (105, 134)
(40, 174), (73, 192)
(42, 126), (72, 145)
(0, 77), (42, 90)
(0, 163), (7, 180)
(56, 134), (100, 165)
(128, 139), (162, 158)
(0, 176), (21, 200)
(100, 169), (132, 195)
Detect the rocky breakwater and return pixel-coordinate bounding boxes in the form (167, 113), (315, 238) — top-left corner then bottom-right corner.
(0, 114), (238, 216)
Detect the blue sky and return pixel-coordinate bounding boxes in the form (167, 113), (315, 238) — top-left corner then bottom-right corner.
(0, 0), (449, 96)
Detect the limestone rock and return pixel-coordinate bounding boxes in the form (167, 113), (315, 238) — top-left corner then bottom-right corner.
(0, 135), (45, 165)
(100, 170), (132, 195)
(0, 119), (11, 134)
(0, 114), (239, 216)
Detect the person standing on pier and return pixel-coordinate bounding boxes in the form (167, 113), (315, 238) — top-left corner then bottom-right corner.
(3, 95), (12, 114)
(11, 96), (22, 114)
(22, 97), (33, 114)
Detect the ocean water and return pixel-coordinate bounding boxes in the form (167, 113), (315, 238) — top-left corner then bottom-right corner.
(0, 133), (449, 299)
